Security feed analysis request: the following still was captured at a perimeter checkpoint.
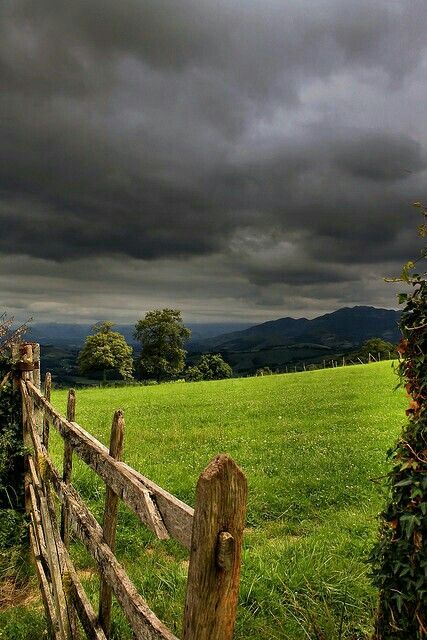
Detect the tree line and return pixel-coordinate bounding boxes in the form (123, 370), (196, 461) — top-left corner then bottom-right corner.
(78, 308), (232, 384)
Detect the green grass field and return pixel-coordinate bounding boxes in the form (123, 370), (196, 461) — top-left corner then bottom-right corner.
(0, 362), (405, 639)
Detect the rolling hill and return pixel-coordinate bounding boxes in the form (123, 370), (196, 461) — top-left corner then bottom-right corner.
(189, 306), (401, 374)
(29, 306), (401, 383)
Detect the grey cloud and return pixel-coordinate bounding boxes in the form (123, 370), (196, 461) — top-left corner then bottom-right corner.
(1, 0), (427, 321)
(332, 132), (426, 181)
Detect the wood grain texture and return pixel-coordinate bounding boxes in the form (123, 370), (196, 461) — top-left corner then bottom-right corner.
(183, 454), (247, 640)
(37, 479), (71, 639)
(29, 523), (62, 640)
(21, 345), (34, 515)
(44, 477), (80, 640)
(43, 372), (52, 448)
(23, 380), (248, 640)
(32, 342), (41, 388)
(29, 453), (105, 640)
(45, 457), (179, 640)
(61, 389), (76, 549)
(22, 380), (72, 638)
(99, 409), (125, 637)
(28, 382), (184, 544)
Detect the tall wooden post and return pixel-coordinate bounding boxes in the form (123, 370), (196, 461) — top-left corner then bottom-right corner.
(43, 372), (52, 448)
(19, 343), (34, 514)
(99, 410), (125, 638)
(183, 454), (247, 640)
(61, 389), (76, 549)
(32, 342), (41, 388)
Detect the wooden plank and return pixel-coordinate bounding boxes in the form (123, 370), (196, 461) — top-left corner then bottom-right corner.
(29, 523), (62, 640)
(28, 482), (48, 562)
(99, 409), (125, 637)
(38, 485), (72, 639)
(121, 462), (192, 549)
(30, 480), (97, 640)
(68, 425), (174, 544)
(44, 471), (81, 640)
(61, 389), (76, 549)
(21, 344), (34, 515)
(45, 456), (179, 640)
(27, 382), (189, 546)
(32, 343), (43, 438)
(183, 454), (247, 640)
(32, 342), (41, 388)
(21, 381), (71, 638)
(43, 372), (52, 448)
(61, 546), (107, 640)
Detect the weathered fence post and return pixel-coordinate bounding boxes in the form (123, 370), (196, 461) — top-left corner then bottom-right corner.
(43, 371), (52, 448)
(61, 389), (76, 549)
(32, 342), (41, 388)
(183, 454), (247, 640)
(19, 344), (73, 639)
(99, 410), (125, 638)
(19, 343), (34, 514)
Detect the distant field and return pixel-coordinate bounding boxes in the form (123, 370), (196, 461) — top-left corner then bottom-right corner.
(0, 362), (405, 639)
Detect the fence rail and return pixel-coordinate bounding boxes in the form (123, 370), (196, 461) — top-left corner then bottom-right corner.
(16, 343), (247, 640)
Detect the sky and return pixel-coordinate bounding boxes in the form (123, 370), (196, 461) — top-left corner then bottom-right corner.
(1, 0), (426, 325)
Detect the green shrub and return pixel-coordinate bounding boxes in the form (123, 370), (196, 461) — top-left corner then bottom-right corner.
(0, 354), (24, 515)
(370, 212), (427, 639)
(186, 354), (232, 381)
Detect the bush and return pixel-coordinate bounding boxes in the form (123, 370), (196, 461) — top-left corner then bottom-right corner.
(0, 355), (24, 514)
(370, 210), (427, 639)
(352, 338), (397, 362)
(186, 354), (232, 381)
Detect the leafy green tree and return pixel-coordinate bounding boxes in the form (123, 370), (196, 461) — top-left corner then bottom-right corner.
(187, 353), (232, 381)
(185, 365), (204, 382)
(134, 309), (191, 381)
(78, 322), (133, 383)
(354, 337), (396, 361)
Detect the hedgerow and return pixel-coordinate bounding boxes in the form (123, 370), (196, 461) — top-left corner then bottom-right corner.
(370, 206), (427, 639)
(0, 317), (26, 553)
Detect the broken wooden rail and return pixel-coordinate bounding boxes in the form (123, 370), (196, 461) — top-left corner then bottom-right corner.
(16, 343), (247, 640)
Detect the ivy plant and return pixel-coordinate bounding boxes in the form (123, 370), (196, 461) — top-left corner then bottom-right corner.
(370, 205), (427, 639)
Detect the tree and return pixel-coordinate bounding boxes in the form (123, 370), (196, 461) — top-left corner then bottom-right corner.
(134, 309), (191, 381)
(187, 353), (232, 381)
(370, 204), (427, 639)
(353, 337), (396, 361)
(78, 322), (133, 382)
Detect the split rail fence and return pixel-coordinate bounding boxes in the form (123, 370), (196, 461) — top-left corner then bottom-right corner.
(14, 343), (247, 640)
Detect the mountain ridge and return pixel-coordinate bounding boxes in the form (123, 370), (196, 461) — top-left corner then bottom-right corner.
(188, 306), (401, 373)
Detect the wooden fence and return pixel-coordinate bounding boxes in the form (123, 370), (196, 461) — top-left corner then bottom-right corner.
(14, 343), (247, 640)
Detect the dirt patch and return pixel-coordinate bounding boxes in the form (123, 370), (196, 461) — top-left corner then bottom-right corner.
(0, 578), (39, 612)
(77, 568), (97, 582)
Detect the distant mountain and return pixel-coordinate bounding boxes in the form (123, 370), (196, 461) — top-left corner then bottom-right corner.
(189, 306), (401, 374)
(28, 307), (401, 383)
(27, 321), (251, 348)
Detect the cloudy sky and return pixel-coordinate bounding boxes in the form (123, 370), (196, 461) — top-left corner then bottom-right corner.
(1, 0), (426, 324)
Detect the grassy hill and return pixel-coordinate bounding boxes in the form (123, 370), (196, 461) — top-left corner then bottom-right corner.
(0, 362), (405, 639)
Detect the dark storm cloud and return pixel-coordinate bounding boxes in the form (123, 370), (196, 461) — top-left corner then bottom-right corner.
(1, 0), (427, 320)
